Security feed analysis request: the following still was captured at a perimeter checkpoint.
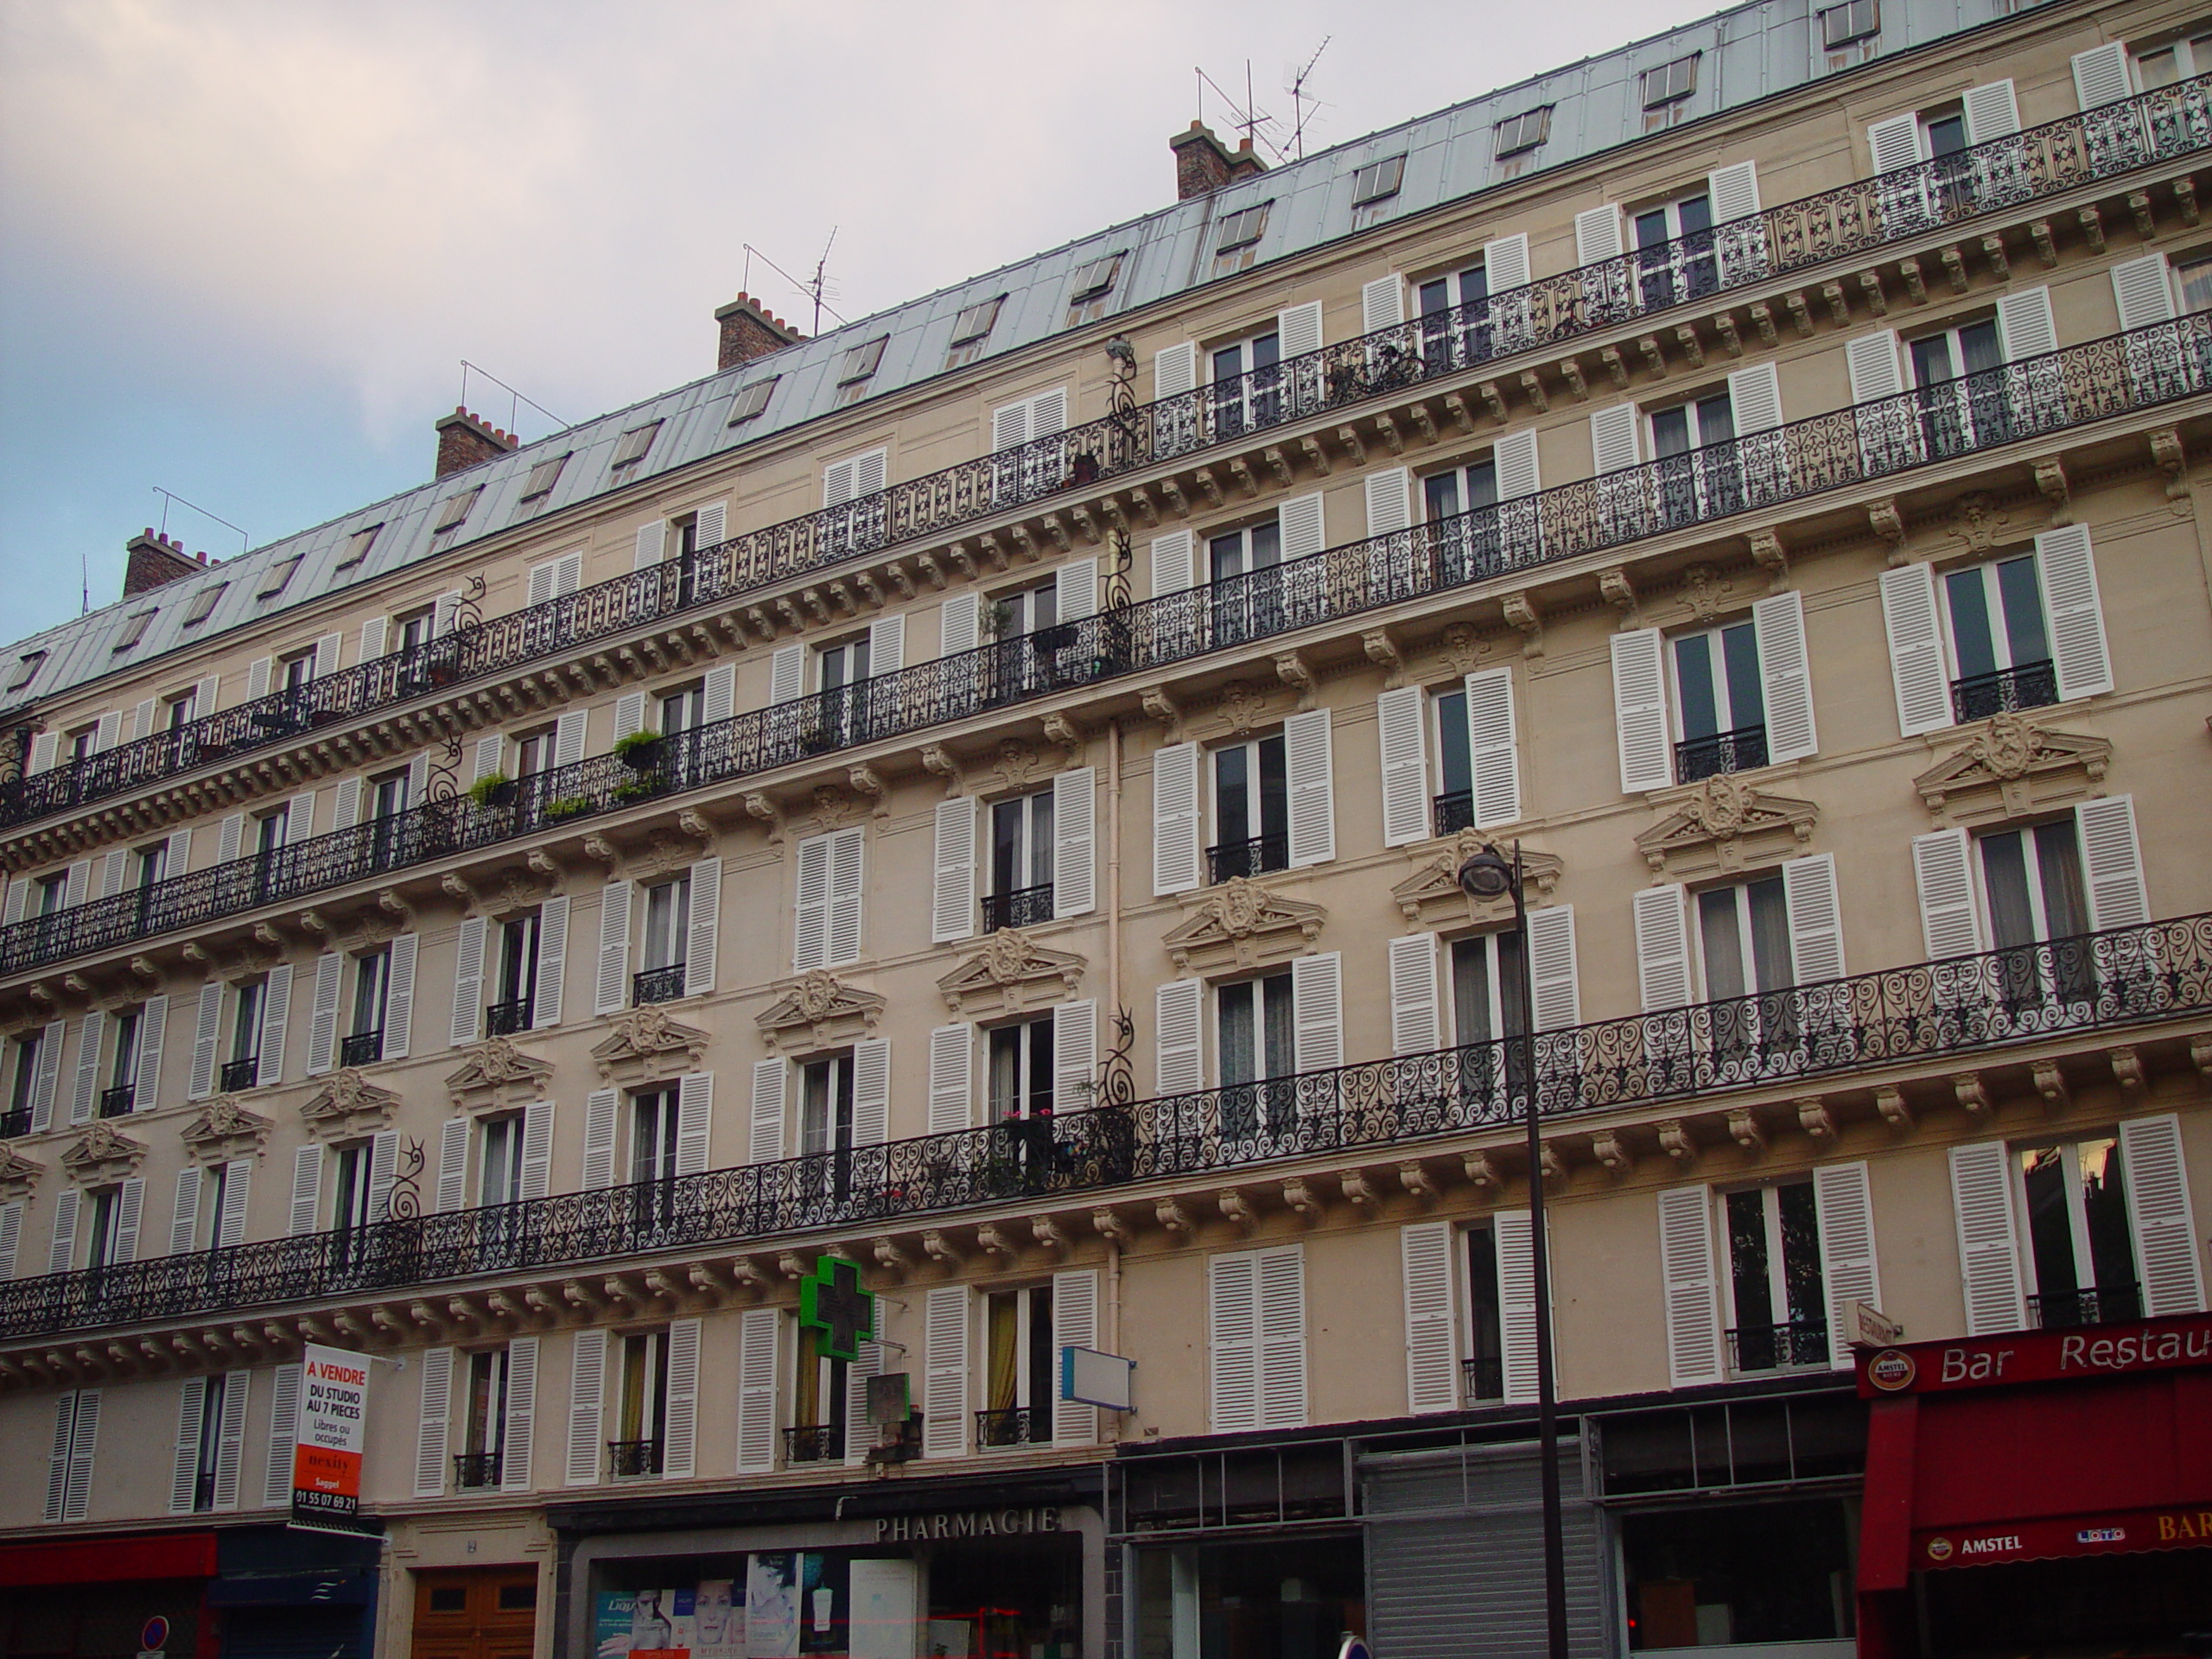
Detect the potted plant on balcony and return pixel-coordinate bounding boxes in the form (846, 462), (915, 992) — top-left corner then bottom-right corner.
(468, 771), (517, 810)
(614, 730), (664, 772)
(613, 776), (661, 804)
(544, 794), (594, 822)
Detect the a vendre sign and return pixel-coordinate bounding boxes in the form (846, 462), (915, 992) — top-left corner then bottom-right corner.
(291, 1344), (372, 1533)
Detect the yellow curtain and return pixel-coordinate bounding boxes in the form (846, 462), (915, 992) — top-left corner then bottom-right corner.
(987, 1296), (1018, 1412)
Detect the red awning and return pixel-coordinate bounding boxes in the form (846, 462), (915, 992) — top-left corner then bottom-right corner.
(0, 1531), (219, 1586)
(1856, 1313), (2212, 1594)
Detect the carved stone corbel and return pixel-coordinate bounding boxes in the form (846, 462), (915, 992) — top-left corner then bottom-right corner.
(920, 747), (964, 798)
(1281, 1179), (1322, 1221)
(872, 1237), (910, 1274)
(1868, 499), (1908, 560)
(922, 1230), (963, 1267)
(1590, 1132), (1631, 1178)
(1954, 1073), (1992, 1117)
(1154, 1198), (1192, 1235)
(1398, 1161), (1439, 1203)
(1657, 1121), (1697, 1164)
(1041, 712), (1085, 766)
(743, 792), (785, 841)
(1031, 1216), (1071, 1254)
(1875, 1087), (1913, 1133)
(1796, 1099), (1837, 1141)
(2110, 1046), (2145, 1093)
(1501, 592), (1543, 658)
(1092, 1207), (1134, 1245)
(581, 836), (620, 869)
(849, 765), (888, 817)
(2033, 1060), (2069, 1112)
(1464, 1150), (1500, 1189)
(1727, 1108), (1765, 1153)
(1217, 1190), (1255, 1230)
(1748, 529), (1789, 589)
(2032, 457), (2070, 524)
(1363, 628), (1404, 688)
(1274, 650), (1317, 711)
(1141, 686), (1183, 741)
(1599, 567), (1640, 630)
(441, 873), (477, 911)
(976, 1224), (1019, 1261)
(2149, 429), (2190, 508)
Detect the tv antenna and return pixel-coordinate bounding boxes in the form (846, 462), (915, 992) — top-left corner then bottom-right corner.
(1195, 62), (1281, 159)
(458, 361), (568, 435)
(1283, 37), (1330, 162)
(741, 236), (849, 334)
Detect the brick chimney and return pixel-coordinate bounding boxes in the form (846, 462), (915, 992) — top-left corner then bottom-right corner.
(434, 407), (518, 479)
(123, 529), (203, 599)
(715, 292), (804, 371)
(1171, 120), (1268, 200)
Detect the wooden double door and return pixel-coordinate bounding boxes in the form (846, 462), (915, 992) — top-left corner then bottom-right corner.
(413, 1568), (538, 1659)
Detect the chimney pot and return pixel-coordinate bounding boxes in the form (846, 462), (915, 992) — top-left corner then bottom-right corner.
(715, 292), (804, 372)
(122, 529), (201, 600)
(1170, 119), (1266, 200)
(433, 407), (518, 479)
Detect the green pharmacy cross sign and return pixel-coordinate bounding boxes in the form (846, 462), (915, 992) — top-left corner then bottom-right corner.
(798, 1255), (876, 1363)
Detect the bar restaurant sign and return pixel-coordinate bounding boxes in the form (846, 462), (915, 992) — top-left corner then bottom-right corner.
(291, 1344), (373, 1534)
(1858, 1310), (2212, 1395)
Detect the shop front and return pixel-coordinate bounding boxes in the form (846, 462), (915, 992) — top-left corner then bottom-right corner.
(1855, 1310), (2212, 1656)
(551, 1466), (1103, 1659)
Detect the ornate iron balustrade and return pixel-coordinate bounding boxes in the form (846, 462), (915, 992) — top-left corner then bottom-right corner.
(1726, 1319), (1831, 1373)
(1206, 833), (1289, 884)
(0, 1108), (28, 1140)
(338, 1030), (383, 1068)
(9, 75), (2209, 837)
(982, 884), (1054, 933)
(1675, 724), (1770, 784)
(97, 1084), (134, 1119)
(976, 1405), (1052, 1447)
(453, 1450), (503, 1489)
(607, 1438), (663, 1478)
(2028, 1284), (2143, 1329)
(784, 1424), (842, 1465)
(218, 1056), (259, 1094)
(1951, 659), (2058, 723)
(4, 913), (2204, 1342)
(1461, 1355), (1505, 1403)
(632, 964), (686, 1007)
(484, 997), (533, 1037)
(10, 316), (2208, 983)
(1432, 791), (1477, 838)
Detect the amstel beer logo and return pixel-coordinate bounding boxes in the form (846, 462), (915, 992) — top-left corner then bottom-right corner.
(1867, 1349), (1917, 1391)
(1924, 1536), (1955, 1562)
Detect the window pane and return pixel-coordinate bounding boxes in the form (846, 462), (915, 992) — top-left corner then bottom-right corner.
(1674, 635), (1721, 740)
(1452, 938), (1494, 1044)
(1745, 877), (1793, 992)
(1925, 111), (1967, 158)
(1694, 391), (1734, 447)
(1261, 974), (1294, 1080)
(1676, 194), (1713, 237)
(1257, 734), (1290, 841)
(1215, 746), (1250, 840)
(1622, 1499), (1855, 1645)
(1467, 1229), (1504, 1395)
(1435, 690), (1472, 798)
(2031, 821), (2089, 940)
(1910, 332), (1957, 387)
(1027, 792), (1054, 888)
(1651, 405), (1692, 459)
(1944, 568), (1999, 679)
(1464, 461), (1498, 512)
(1425, 472), (1462, 521)
(1775, 1181), (1825, 1326)
(1720, 621), (1764, 731)
(1994, 555), (2050, 668)
(1726, 1189), (1775, 1328)
(1699, 890), (1750, 1001)
(1959, 320), (2002, 376)
(2019, 1146), (2081, 1295)
(1218, 982), (1256, 1084)
(2078, 1139), (2137, 1296)
(1980, 830), (2037, 950)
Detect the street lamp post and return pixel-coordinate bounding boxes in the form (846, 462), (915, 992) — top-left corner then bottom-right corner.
(1457, 840), (1569, 1659)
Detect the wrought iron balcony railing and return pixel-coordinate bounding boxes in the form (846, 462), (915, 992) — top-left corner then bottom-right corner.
(1432, 791), (1477, 838)
(1675, 724), (1770, 785)
(784, 1424), (842, 1465)
(8, 74), (2209, 836)
(1462, 1355), (1506, 1403)
(453, 1450), (503, 1490)
(1206, 833), (1289, 884)
(3, 912), (2203, 1342)
(632, 963), (686, 1007)
(0, 1108), (28, 1141)
(1727, 1319), (1832, 1373)
(97, 1084), (134, 1119)
(218, 1056), (259, 1094)
(976, 1406), (1053, 1447)
(982, 884), (1054, 933)
(484, 997), (533, 1037)
(607, 1438), (663, 1478)
(1951, 659), (2058, 724)
(2027, 1283), (2143, 1330)
(337, 1030), (383, 1068)
(4, 317), (2209, 982)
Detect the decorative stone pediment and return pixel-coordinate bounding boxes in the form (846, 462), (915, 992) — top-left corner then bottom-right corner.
(1162, 878), (1326, 974)
(298, 1070), (400, 1141)
(1636, 773), (1817, 879)
(61, 1120), (146, 1186)
(181, 1096), (272, 1162)
(1392, 835), (1565, 929)
(0, 1141), (43, 1203)
(447, 1038), (556, 1116)
(937, 931), (1087, 1018)
(753, 972), (886, 1056)
(592, 1007), (712, 1084)
(1914, 713), (2111, 827)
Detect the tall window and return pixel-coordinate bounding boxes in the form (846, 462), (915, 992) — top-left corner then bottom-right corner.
(988, 1018), (1056, 1123)
(1979, 822), (2092, 1008)
(810, 634), (871, 747)
(1422, 457), (1503, 584)
(1696, 879), (1791, 1000)
(659, 683), (704, 735)
(224, 980), (264, 1092)
(330, 1141), (378, 1263)
(629, 1088), (681, 1232)
(1451, 933), (1527, 1106)
(105, 1007), (140, 1116)
(1208, 520), (1285, 646)
(1465, 1224), (1507, 1401)
(186, 1373), (229, 1511)
(85, 1185), (128, 1270)
(1723, 1182), (1827, 1370)
(194, 1160), (232, 1252)
(345, 950), (389, 1065)
(460, 1348), (509, 1487)
(6, 1030), (41, 1134)
(801, 1055), (855, 1159)
(985, 791), (1055, 931)
(981, 1285), (1056, 1446)
(613, 1330), (670, 1476)
(1649, 387), (1743, 523)
(1633, 189), (1717, 308)
(1908, 315), (2004, 457)
(1419, 263), (1494, 372)
(2018, 1137), (2139, 1327)
(1670, 619), (1767, 781)
(1210, 325), (1282, 436)
(791, 1322), (848, 1463)
(480, 1116), (525, 1209)
(368, 769), (409, 868)
(491, 912), (540, 1033)
(1218, 972), (1295, 1135)
(1942, 552), (2055, 721)
(1209, 733), (1289, 881)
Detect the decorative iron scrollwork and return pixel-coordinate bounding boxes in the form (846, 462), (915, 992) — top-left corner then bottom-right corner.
(421, 733), (466, 807)
(1098, 1003), (1136, 1109)
(385, 1136), (426, 1221)
(449, 573), (488, 636)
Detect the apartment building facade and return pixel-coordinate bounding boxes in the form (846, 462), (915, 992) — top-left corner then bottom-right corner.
(2, 0), (2210, 1654)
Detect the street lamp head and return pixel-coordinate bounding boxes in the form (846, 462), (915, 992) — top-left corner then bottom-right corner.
(1455, 848), (1516, 900)
(1104, 335), (1137, 370)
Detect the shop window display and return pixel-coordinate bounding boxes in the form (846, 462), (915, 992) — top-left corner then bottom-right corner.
(1134, 1536), (1364, 1659)
(1620, 1498), (1854, 1648)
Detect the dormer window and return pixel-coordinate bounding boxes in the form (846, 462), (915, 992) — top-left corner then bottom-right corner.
(113, 610), (155, 652)
(434, 487), (481, 534)
(1494, 106), (1553, 157)
(8, 651), (46, 692)
(257, 556), (302, 600)
(335, 524), (382, 569)
(950, 296), (1005, 346)
(1215, 204), (1272, 253)
(518, 454), (569, 503)
(1821, 0), (1878, 48)
(837, 337), (887, 386)
(1642, 54), (1700, 109)
(1351, 156), (1405, 205)
(611, 423), (661, 471)
(1068, 253), (1125, 303)
(727, 378), (779, 424)
(181, 584), (225, 626)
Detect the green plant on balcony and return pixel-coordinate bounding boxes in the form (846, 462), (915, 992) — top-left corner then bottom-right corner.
(544, 795), (594, 821)
(613, 777), (661, 804)
(613, 730), (664, 771)
(467, 771), (516, 809)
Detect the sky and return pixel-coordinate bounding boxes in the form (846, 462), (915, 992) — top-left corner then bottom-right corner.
(0, 0), (1726, 642)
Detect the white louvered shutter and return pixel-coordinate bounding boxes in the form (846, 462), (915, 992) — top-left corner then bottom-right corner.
(931, 798), (977, 944)
(2077, 796), (2148, 930)
(686, 857), (721, 996)
(1154, 340), (1197, 398)
(1209, 1252), (1261, 1433)
(1152, 741), (1203, 894)
(383, 933), (416, 1059)
(110, 1178), (143, 1263)
(924, 1284), (973, 1459)
(2036, 524), (2113, 701)
(1257, 1245), (1308, 1429)
(433, 592), (464, 638)
(189, 983), (224, 1100)
(826, 828), (865, 966)
(938, 593), (981, 659)
(359, 616), (389, 664)
(1527, 905), (1580, 1030)
(26, 732), (56, 775)
(1814, 1161), (1882, 1370)
(1878, 563), (1953, 735)
(565, 1329), (607, 1485)
(1279, 493), (1325, 564)
(1657, 1185), (1724, 1386)
(702, 664), (735, 727)
(662, 1318), (701, 1479)
(414, 1346), (454, 1497)
(435, 1118), (469, 1212)
(169, 1166), (203, 1256)
(450, 917), (487, 1047)
(1, 880), (23, 929)
(581, 1089), (619, 1190)
(594, 881), (632, 1015)
(1574, 205), (1625, 266)
(1156, 979), (1205, 1095)
(1283, 708), (1334, 867)
(1995, 286), (2059, 362)
(1365, 468), (1412, 537)
(170, 1377), (207, 1514)
(1278, 300), (1322, 362)
(749, 1060), (786, 1162)
(634, 522), (666, 571)
(1494, 1211), (1543, 1404)
(613, 692), (650, 741)
(1361, 276), (1404, 334)
(1054, 1000), (1097, 1114)
(1728, 361), (1784, 436)
(695, 502), (726, 551)
(217, 1160), (251, 1249)
(1634, 885), (1694, 1012)
(263, 1363), (302, 1507)
(2071, 42), (2133, 110)
(92, 712), (121, 753)
(366, 1131), (397, 1224)
(1057, 556), (1099, 622)
(769, 642), (806, 705)
(1389, 934), (1440, 1055)
(735, 1306), (780, 1473)
(1484, 233), (1531, 292)
(165, 828), (192, 881)
(851, 1040), (889, 1147)
(64, 860), (89, 909)
(98, 850), (127, 901)
(67, 1010), (104, 1126)
(553, 709), (588, 768)
(1402, 1221), (1459, 1414)
(1754, 590), (1817, 763)
(1053, 1268), (1100, 1444)
(1589, 404), (1642, 473)
(1913, 828), (1986, 958)
(1291, 952), (1343, 1074)
(1708, 159), (1760, 221)
(329, 779), (361, 834)
(1866, 112), (1925, 175)
(471, 735), (504, 784)
(2120, 1115), (2205, 1316)
(1962, 79), (2020, 143)
(1783, 854), (1847, 984)
(1054, 766), (1096, 918)
(534, 895), (569, 1028)
(47, 1187), (79, 1273)
(928, 1025), (974, 1135)
(288, 1145), (322, 1236)
(868, 613), (905, 677)
(131, 697), (157, 742)
(59, 1390), (98, 1519)
(1376, 687), (1428, 847)
(518, 1102), (553, 1201)
(993, 397), (1032, 454)
(1610, 628), (1672, 793)
(1466, 667), (1522, 828)
(1149, 530), (1196, 598)
(1846, 328), (1907, 403)
(1950, 1141), (2027, 1335)
(0, 1201), (18, 1280)
(29, 1019), (64, 1134)
(306, 952), (342, 1075)
(502, 1337), (538, 1491)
